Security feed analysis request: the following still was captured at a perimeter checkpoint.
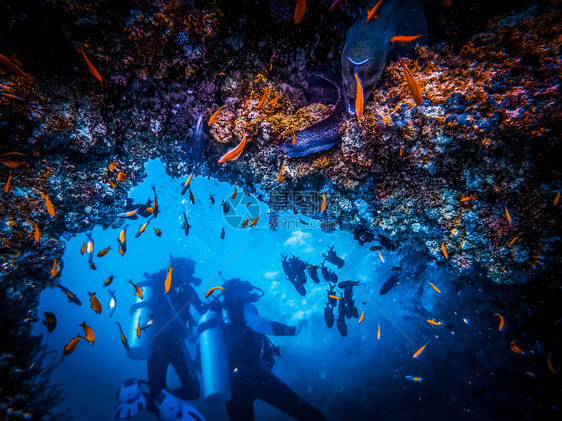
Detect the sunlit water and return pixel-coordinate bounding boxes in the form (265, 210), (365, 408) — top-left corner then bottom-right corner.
(32, 159), (467, 421)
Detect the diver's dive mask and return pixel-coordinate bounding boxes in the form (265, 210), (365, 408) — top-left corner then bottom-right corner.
(223, 279), (264, 303)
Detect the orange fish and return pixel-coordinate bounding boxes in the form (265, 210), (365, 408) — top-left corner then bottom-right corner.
(294, 0), (306, 24)
(441, 242), (448, 259)
(507, 234), (521, 247)
(377, 323), (381, 339)
(119, 225), (127, 244)
(104, 274), (114, 287)
(378, 251), (384, 263)
(505, 206), (511, 223)
(117, 171), (127, 181)
(108, 161), (116, 171)
(90, 261), (97, 270)
(137, 319), (141, 339)
(218, 134), (247, 163)
(257, 91), (267, 109)
(249, 216), (261, 227)
(399, 57), (423, 106)
(328, 294), (342, 300)
(358, 311), (364, 323)
(189, 188), (195, 204)
(427, 319), (442, 326)
(118, 239), (125, 256)
(79, 321), (95, 345)
(63, 334), (82, 357)
(354, 73), (364, 120)
(181, 173), (194, 195)
(129, 281), (143, 300)
(118, 206), (141, 218)
(4, 170), (12, 194)
(135, 218), (151, 238)
(27, 219), (41, 243)
(292, 130), (296, 145)
(164, 262), (175, 294)
(89, 292), (102, 314)
(494, 313), (504, 331)
(0, 53), (29, 78)
(547, 355), (556, 373)
(232, 184), (237, 199)
(242, 218), (250, 228)
(554, 192), (560, 207)
(108, 180), (117, 188)
(277, 163), (285, 183)
(97, 246), (111, 257)
(205, 286), (225, 298)
(42, 192), (56, 217)
(154, 228), (162, 237)
(428, 282), (441, 293)
(400, 146), (403, 156)
(413, 341), (428, 358)
(50, 257), (58, 278)
(243, 93), (253, 108)
(366, 0), (384, 23)
(78, 48), (102, 83)
(268, 94), (280, 106)
(321, 193), (326, 213)
(390, 34), (423, 45)
(460, 194), (476, 203)
(510, 340), (523, 354)
(80, 241), (87, 255)
(208, 105), (225, 125)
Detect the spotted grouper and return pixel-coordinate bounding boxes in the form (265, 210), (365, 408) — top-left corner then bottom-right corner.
(284, 0), (426, 158)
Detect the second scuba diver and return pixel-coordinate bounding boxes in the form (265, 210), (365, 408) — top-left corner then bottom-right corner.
(202, 278), (328, 421)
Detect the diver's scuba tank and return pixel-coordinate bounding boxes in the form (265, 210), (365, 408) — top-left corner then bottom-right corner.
(197, 310), (231, 404)
(127, 280), (156, 360)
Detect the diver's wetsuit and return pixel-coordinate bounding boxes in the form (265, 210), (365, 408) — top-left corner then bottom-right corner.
(146, 282), (205, 409)
(222, 302), (327, 421)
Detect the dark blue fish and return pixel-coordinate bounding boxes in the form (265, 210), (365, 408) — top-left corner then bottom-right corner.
(221, 200), (230, 214)
(220, 227), (225, 240)
(380, 271), (400, 295)
(56, 284), (82, 306)
(42, 312), (57, 333)
(182, 211), (191, 236)
(209, 194), (215, 204)
(306, 265), (320, 283)
(323, 245), (345, 268)
(324, 303), (334, 328)
(336, 298), (348, 337)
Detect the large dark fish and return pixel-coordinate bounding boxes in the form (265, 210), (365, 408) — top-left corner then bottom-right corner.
(324, 303), (334, 328)
(323, 245), (345, 268)
(321, 263), (338, 283)
(341, 0), (426, 116)
(380, 271), (400, 295)
(190, 113), (206, 168)
(283, 75), (346, 157)
(336, 298), (348, 337)
(306, 265), (320, 283)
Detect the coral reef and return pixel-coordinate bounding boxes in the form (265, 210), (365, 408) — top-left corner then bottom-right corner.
(0, 0), (560, 418)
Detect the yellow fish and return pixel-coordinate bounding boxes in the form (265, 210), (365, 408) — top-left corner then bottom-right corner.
(321, 193), (326, 213)
(441, 242), (448, 260)
(358, 311), (364, 323)
(413, 342), (428, 358)
(377, 324), (381, 340)
(129, 281), (143, 300)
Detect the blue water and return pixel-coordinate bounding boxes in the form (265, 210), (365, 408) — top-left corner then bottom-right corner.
(33, 159), (471, 421)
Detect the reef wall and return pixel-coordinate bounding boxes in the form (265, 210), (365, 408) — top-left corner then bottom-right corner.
(0, 0), (560, 418)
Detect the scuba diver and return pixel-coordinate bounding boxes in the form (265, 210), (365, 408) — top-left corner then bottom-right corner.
(200, 277), (327, 421)
(114, 256), (207, 421)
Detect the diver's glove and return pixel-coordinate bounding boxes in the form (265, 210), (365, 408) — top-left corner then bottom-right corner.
(154, 389), (206, 421)
(113, 378), (148, 419)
